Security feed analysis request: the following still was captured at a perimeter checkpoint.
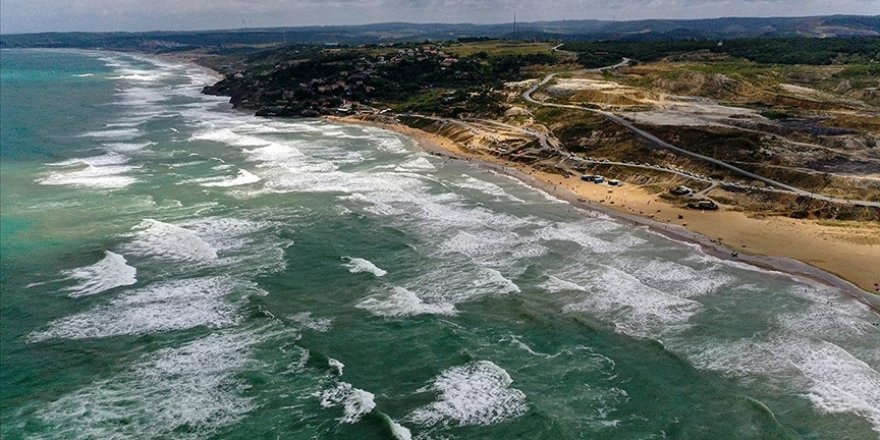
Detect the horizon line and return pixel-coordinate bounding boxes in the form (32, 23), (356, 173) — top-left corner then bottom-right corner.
(2, 13), (878, 37)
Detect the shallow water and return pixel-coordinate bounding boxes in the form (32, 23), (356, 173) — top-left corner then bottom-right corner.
(1, 49), (879, 440)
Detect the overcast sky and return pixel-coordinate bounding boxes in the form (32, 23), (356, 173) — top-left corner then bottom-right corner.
(1, 0), (878, 34)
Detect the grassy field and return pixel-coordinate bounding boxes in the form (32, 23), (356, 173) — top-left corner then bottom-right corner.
(608, 59), (880, 108)
(443, 41), (556, 57)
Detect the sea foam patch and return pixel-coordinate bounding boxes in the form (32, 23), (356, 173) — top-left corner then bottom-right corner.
(122, 216), (288, 276)
(685, 337), (880, 433)
(38, 152), (138, 190)
(438, 229), (546, 263)
(192, 169), (262, 188)
(395, 156), (436, 172)
(123, 219), (218, 263)
(319, 382), (377, 424)
(778, 285), (877, 337)
(357, 287), (457, 318)
(540, 275), (588, 293)
(80, 128), (141, 140)
(342, 257), (387, 277)
(615, 258), (734, 297)
(33, 329), (266, 440)
(62, 251), (137, 298)
(561, 265), (702, 338)
(534, 220), (636, 254)
(291, 312), (333, 333)
(410, 361), (527, 427)
(383, 415), (413, 440)
(29, 277), (251, 342)
(456, 174), (525, 203)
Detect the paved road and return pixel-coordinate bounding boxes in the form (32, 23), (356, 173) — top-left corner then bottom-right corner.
(523, 72), (880, 208)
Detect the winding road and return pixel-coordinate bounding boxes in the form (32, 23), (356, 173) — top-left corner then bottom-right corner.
(522, 71), (880, 208)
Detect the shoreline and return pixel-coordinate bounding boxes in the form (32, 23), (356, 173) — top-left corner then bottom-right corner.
(56, 49), (880, 310)
(328, 115), (880, 311)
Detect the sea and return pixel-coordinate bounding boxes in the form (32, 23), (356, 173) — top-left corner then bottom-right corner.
(1, 49), (878, 440)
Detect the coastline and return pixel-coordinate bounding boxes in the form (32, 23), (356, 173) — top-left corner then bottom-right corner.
(151, 52), (224, 81)
(6, 46), (879, 440)
(328, 115), (880, 310)
(150, 50), (877, 308)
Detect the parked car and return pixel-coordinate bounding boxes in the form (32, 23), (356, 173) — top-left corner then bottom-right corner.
(670, 185), (693, 196)
(687, 199), (719, 210)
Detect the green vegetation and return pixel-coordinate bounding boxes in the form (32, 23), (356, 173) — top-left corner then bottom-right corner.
(205, 43), (556, 117)
(759, 109), (798, 120)
(567, 37), (880, 67)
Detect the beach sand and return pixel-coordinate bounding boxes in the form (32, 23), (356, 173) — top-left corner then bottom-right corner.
(330, 115), (880, 305)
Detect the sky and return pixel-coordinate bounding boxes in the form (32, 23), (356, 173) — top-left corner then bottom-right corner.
(1, 0), (878, 34)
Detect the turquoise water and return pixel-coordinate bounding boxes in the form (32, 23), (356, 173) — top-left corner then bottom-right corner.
(1, 49), (879, 440)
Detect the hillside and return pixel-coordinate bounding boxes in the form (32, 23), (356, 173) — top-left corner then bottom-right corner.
(2, 15), (878, 50)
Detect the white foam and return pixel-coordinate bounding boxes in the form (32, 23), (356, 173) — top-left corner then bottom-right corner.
(779, 285), (876, 337)
(500, 334), (558, 359)
(105, 141), (155, 152)
(410, 361), (527, 426)
(319, 382), (376, 424)
(540, 275), (587, 293)
(34, 329), (266, 439)
(306, 147), (367, 165)
(687, 337), (880, 433)
(47, 153), (130, 168)
(80, 128), (140, 140)
(357, 287), (457, 318)
(291, 312), (333, 332)
(383, 415), (413, 440)
(374, 136), (410, 154)
(456, 175), (525, 203)
(534, 220), (635, 254)
(395, 157), (436, 172)
(192, 128), (271, 147)
(61, 251), (137, 298)
(29, 277), (248, 342)
(561, 266), (702, 338)
(38, 152), (137, 190)
(170, 160), (209, 169)
(123, 219), (218, 263)
(198, 169), (262, 188)
(107, 66), (175, 83)
(439, 229), (547, 262)
(328, 358), (345, 376)
(478, 268), (521, 294)
(162, 216), (289, 276)
(779, 301), (876, 338)
(74, 73), (95, 78)
(617, 258), (733, 297)
(491, 171), (572, 204)
(343, 257), (387, 277)
(396, 265), (521, 309)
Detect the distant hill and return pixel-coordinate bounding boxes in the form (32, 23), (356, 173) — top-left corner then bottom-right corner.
(2, 15), (878, 50)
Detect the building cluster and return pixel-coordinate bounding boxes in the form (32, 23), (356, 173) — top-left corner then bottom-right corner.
(280, 45), (462, 112)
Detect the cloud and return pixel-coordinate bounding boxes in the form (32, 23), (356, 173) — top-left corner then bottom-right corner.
(1, 0), (877, 33)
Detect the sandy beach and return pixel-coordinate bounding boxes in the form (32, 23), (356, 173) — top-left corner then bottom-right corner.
(330, 115), (880, 307)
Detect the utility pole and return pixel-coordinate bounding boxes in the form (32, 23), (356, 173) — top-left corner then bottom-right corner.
(513, 13), (517, 40)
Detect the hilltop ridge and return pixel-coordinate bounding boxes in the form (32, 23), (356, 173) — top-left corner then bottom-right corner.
(2, 15), (879, 49)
